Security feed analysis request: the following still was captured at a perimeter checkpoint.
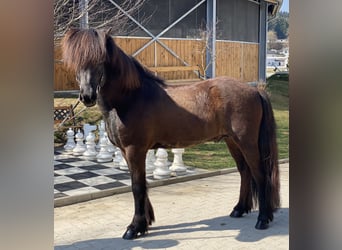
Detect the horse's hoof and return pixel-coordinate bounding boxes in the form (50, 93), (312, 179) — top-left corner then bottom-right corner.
(255, 220), (269, 230)
(122, 228), (138, 240)
(230, 210), (243, 218)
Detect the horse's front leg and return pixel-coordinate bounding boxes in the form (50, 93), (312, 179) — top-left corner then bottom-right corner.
(122, 147), (155, 240)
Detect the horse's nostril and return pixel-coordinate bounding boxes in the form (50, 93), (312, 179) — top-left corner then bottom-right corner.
(83, 95), (90, 103)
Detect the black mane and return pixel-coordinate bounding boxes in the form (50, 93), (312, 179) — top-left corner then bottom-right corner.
(131, 57), (166, 87)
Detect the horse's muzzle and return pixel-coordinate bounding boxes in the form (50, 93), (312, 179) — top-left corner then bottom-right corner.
(79, 93), (97, 107)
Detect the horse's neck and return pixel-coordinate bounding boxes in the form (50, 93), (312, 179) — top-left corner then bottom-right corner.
(97, 77), (139, 114)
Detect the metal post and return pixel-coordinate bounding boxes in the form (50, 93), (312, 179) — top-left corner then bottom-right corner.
(206, 0), (216, 79)
(259, 0), (267, 81)
(79, 0), (89, 29)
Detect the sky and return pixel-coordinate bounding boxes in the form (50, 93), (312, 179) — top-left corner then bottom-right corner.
(280, 0), (289, 12)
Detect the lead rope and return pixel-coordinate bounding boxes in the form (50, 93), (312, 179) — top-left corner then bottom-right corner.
(55, 99), (87, 131)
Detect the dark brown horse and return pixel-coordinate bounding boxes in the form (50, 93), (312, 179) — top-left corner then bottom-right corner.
(61, 28), (280, 240)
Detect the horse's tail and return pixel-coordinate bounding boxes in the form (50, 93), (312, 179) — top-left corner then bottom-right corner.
(257, 89), (280, 212)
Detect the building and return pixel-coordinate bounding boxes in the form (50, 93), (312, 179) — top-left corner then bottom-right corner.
(54, 0), (282, 91)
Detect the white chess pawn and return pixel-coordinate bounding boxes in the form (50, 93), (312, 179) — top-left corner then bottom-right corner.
(96, 136), (113, 163)
(169, 148), (187, 176)
(153, 148), (171, 179)
(82, 131), (98, 160)
(113, 150), (128, 170)
(64, 128), (76, 153)
(83, 123), (97, 139)
(104, 132), (116, 155)
(145, 149), (156, 174)
(72, 129), (86, 156)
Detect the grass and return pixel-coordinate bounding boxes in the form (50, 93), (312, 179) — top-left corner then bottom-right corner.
(266, 74), (289, 162)
(54, 76), (289, 170)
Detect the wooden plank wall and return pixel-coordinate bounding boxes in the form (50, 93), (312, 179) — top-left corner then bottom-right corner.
(54, 37), (259, 91)
(215, 41), (259, 82)
(54, 42), (77, 91)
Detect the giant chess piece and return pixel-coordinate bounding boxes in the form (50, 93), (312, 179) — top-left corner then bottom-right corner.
(72, 129), (86, 156)
(169, 148), (187, 176)
(153, 148), (171, 179)
(64, 128), (76, 153)
(83, 123), (97, 139)
(96, 120), (106, 151)
(145, 149), (156, 174)
(113, 150), (128, 170)
(104, 132), (116, 155)
(82, 131), (98, 160)
(96, 135), (113, 163)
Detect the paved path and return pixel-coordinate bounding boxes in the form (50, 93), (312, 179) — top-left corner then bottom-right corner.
(55, 163), (289, 250)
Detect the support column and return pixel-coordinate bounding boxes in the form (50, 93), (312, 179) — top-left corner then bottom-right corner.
(259, 0), (267, 81)
(79, 0), (89, 29)
(206, 0), (216, 79)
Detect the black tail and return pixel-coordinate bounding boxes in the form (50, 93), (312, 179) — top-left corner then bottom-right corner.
(257, 89), (280, 212)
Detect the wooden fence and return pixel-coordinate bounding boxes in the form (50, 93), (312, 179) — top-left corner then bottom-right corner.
(54, 37), (259, 91)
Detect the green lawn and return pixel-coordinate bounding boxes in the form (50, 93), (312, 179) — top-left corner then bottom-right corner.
(54, 76), (289, 170)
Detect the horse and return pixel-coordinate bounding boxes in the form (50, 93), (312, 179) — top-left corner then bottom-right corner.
(61, 28), (280, 240)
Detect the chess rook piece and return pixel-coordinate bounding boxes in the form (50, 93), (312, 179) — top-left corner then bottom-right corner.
(169, 148), (187, 176)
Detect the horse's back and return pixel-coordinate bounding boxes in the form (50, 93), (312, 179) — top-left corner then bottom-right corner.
(165, 76), (261, 115)
(142, 76), (263, 148)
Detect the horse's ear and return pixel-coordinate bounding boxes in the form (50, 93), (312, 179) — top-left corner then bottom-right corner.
(105, 32), (115, 59)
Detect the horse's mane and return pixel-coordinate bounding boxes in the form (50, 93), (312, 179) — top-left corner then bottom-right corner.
(62, 28), (165, 91)
(131, 57), (166, 87)
(62, 29), (108, 72)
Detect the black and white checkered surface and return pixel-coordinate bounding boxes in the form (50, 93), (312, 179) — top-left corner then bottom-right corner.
(54, 148), (199, 199)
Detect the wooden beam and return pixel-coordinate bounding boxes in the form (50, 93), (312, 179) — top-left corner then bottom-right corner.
(148, 66), (199, 73)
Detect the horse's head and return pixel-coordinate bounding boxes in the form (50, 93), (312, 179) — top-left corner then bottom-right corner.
(76, 65), (105, 107)
(62, 28), (111, 107)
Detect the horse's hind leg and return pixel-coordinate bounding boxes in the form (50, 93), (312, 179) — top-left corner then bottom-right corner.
(122, 146), (155, 240)
(239, 141), (272, 230)
(225, 138), (253, 218)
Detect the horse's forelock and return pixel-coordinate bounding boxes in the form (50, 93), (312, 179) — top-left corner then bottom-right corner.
(62, 29), (108, 71)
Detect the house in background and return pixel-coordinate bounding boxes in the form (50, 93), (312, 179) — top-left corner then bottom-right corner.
(54, 0), (283, 91)
(267, 38), (289, 76)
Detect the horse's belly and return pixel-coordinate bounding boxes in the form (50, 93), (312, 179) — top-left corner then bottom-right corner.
(153, 120), (225, 148)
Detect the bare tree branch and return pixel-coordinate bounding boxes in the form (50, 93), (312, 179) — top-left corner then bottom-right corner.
(195, 21), (219, 79)
(54, 0), (148, 41)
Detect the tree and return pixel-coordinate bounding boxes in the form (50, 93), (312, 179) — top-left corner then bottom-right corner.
(268, 11), (289, 39)
(267, 30), (277, 42)
(54, 0), (147, 41)
(267, 30), (283, 51)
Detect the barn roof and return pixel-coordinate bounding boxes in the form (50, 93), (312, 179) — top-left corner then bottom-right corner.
(265, 0), (283, 17)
